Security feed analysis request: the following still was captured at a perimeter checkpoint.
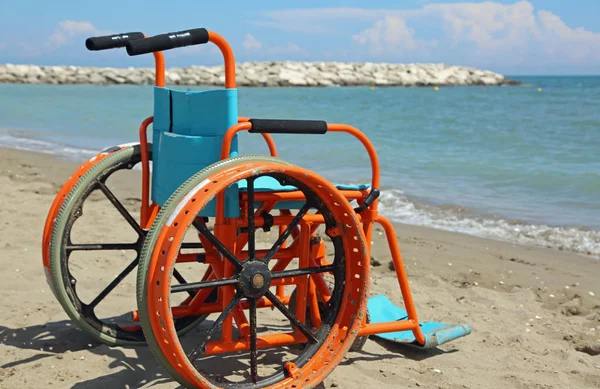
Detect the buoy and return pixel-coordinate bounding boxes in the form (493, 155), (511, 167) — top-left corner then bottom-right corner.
(434, 86), (439, 91)
(537, 88), (542, 92)
(370, 86), (375, 91)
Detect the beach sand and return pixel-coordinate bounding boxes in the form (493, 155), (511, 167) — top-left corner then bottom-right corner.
(0, 147), (599, 389)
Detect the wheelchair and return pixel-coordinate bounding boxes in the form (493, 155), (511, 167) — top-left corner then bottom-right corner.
(42, 28), (470, 388)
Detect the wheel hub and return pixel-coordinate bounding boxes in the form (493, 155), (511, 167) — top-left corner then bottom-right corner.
(252, 273), (265, 288)
(239, 261), (272, 298)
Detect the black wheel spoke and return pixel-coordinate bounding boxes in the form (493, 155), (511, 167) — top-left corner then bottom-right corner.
(264, 291), (318, 343)
(193, 219), (243, 271)
(262, 201), (313, 263)
(189, 292), (242, 361)
(96, 181), (145, 237)
(271, 264), (336, 280)
(172, 269), (187, 284)
(66, 243), (139, 252)
(172, 269), (197, 298)
(249, 298), (258, 384)
(171, 277), (238, 294)
(83, 257), (139, 315)
(247, 178), (256, 261)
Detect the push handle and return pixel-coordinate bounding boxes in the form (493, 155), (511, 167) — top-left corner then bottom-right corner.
(126, 28), (209, 56)
(85, 32), (145, 51)
(249, 119), (328, 135)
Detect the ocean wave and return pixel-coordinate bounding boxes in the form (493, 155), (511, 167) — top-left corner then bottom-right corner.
(0, 129), (98, 159)
(378, 188), (600, 258)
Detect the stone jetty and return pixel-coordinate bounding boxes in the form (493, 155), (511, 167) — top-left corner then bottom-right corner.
(0, 62), (519, 87)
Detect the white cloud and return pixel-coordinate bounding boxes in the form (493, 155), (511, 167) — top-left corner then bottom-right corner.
(47, 20), (103, 50)
(255, 1), (600, 67)
(242, 33), (263, 52)
(420, 1), (540, 52)
(536, 10), (600, 61)
(424, 1), (600, 65)
(353, 15), (437, 55)
(240, 33), (306, 56)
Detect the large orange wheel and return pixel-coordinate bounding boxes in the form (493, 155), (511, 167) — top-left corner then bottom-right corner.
(138, 158), (369, 388)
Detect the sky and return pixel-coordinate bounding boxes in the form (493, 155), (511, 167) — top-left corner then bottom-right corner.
(0, 0), (599, 75)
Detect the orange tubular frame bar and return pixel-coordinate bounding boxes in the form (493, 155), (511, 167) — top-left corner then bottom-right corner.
(208, 31), (236, 89)
(138, 46), (165, 228)
(219, 120), (427, 346)
(220, 123), (380, 190)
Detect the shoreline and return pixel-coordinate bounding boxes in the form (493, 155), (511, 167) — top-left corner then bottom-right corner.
(0, 62), (521, 87)
(1, 137), (598, 259)
(0, 145), (599, 388)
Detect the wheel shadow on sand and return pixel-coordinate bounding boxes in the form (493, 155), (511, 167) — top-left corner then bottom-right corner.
(1, 320), (324, 388)
(0, 320), (450, 388)
(0, 320), (173, 388)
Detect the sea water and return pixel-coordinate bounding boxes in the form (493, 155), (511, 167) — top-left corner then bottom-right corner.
(0, 77), (598, 256)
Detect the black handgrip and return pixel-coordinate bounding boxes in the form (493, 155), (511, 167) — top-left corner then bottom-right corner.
(354, 188), (380, 213)
(126, 28), (209, 56)
(249, 119), (328, 135)
(85, 32), (144, 51)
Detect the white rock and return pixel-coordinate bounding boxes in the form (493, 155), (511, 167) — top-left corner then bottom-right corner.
(166, 71), (182, 83)
(480, 76), (498, 85)
(0, 73), (17, 82)
(88, 74), (105, 84)
(316, 78), (334, 87)
(278, 68), (308, 86)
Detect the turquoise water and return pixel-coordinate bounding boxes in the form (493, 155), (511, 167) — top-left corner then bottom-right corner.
(1, 77), (599, 256)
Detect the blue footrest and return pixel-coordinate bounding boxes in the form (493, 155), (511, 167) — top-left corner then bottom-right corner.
(367, 294), (471, 349)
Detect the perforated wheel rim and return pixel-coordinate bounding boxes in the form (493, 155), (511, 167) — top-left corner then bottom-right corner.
(136, 155), (294, 385)
(140, 161), (369, 389)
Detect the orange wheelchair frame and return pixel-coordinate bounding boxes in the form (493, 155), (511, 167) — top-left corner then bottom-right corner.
(43, 28), (469, 389)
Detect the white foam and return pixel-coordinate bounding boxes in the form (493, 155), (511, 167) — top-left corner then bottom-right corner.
(378, 188), (600, 258)
(0, 130), (97, 159)
(0, 130), (147, 171)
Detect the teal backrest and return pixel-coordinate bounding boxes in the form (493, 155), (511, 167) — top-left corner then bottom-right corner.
(152, 87), (239, 217)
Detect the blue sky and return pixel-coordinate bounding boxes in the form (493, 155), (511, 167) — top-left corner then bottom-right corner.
(1, 0), (599, 74)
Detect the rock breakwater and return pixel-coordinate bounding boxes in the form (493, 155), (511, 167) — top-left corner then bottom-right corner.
(0, 62), (519, 87)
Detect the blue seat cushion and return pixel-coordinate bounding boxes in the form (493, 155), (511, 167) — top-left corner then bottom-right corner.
(237, 177), (369, 210)
(238, 176), (370, 192)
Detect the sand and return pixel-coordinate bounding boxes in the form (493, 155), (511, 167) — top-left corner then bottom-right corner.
(0, 147), (599, 389)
